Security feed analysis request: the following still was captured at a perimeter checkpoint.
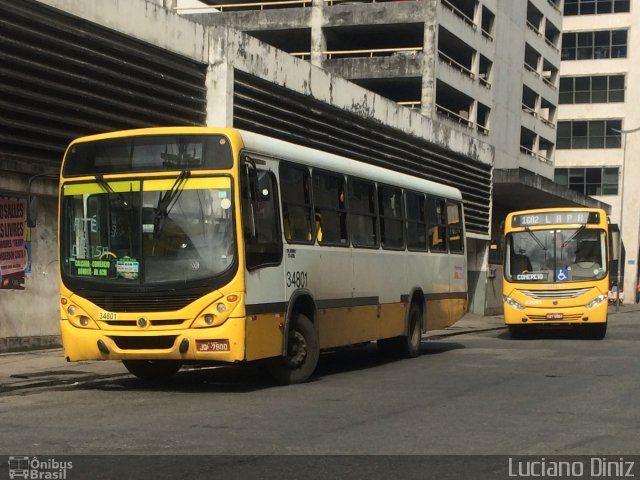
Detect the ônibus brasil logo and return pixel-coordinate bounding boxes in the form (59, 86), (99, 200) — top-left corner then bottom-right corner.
(8, 456), (72, 479)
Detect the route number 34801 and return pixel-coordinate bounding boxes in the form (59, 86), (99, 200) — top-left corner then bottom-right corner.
(286, 271), (308, 288)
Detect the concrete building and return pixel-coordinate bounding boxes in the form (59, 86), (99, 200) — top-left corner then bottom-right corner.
(555, 0), (638, 302)
(181, 0), (562, 174)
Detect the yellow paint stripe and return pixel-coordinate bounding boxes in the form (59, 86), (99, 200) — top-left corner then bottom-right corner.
(63, 181), (140, 195)
(62, 177), (231, 196)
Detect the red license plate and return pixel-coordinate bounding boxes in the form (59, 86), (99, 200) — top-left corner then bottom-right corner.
(196, 340), (230, 352)
(546, 313), (563, 320)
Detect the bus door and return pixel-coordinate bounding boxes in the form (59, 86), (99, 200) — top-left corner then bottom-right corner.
(241, 158), (285, 360)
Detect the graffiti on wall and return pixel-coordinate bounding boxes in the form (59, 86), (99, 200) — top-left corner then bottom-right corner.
(0, 197), (27, 290)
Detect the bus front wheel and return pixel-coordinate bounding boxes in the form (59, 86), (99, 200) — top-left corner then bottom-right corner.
(585, 323), (607, 340)
(266, 313), (319, 385)
(122, 360), (182, 381)
(508, 325), (527, 339)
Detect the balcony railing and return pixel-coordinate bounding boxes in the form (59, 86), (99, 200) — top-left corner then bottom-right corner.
(520, 145), (552, 165)
(325, 0), (405, 4)
(435, 104), (473, 129)
(481, 29), (494, 42)
(524, 63), (540, 78)
(438, 51), (475, 80)
(526, 21), (543, 37)
(397, 101), (421, 109)
(440, 0), (477, 30)
(542, 77), (557, 90)
(176, 1), (312, 12)
(522, 104), (537, 117)
(545, 37), (560, 52)
(301, 46), (423, 59)
(478, 74), (491, 89)
(522, 105), (556, 128)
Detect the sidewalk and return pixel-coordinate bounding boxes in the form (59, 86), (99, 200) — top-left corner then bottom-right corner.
(0, 312), (505, 393)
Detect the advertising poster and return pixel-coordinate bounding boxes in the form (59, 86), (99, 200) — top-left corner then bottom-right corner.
(0, 197), (27, 290)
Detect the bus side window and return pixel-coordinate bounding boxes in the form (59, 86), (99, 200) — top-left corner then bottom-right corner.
(348, 177), (379, 248)
(241, 164), (282, 270)
(447, 202), (464, 254)
(379, 184), (404, 250)
(313, 170), (348, 246)
(280, 163), (314, 244)
(406, 191), (427, 251)
(427, 196), (447, 252)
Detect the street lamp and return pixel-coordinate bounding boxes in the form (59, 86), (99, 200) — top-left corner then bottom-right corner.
(612, 125), (640, 312)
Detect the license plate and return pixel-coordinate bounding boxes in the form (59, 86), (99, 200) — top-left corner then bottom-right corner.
(196, 340), (230, 352)
(546, 313), (563, 320)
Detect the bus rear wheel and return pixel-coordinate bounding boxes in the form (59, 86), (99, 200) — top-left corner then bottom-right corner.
(122, 360), (182, 381)
(266, 313), (319, 385)
(377, 303), (422, 358)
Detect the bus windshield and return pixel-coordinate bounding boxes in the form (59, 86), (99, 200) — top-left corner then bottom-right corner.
(60, 176), (235, 286)
(505, 227), (607, 283)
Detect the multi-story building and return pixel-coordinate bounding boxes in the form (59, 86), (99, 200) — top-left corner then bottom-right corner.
(182, 0), (562, 173)
(555, 0), (637, 301)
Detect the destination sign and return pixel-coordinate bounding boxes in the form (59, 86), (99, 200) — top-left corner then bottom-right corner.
(511, 211), (599, 228)
(71, 259), (116, 278)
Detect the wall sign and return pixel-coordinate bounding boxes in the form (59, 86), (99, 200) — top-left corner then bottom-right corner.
(0, 197), (27, 290)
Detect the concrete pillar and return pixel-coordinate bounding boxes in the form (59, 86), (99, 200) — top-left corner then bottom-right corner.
(205, 28), (234, 128)
(310, 0), (326, 68)
(420, 0), (437, 117)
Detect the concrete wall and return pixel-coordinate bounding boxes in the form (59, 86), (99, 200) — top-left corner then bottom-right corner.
(0, 175), (59, 351)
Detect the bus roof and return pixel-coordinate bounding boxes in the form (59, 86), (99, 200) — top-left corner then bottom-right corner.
(64, 127), (462, 201)
(239, 130), (463, 201)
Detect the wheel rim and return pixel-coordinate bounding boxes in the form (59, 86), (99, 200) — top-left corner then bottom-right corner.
(285, 330), (307, 367)
(410, 310), (420, 349)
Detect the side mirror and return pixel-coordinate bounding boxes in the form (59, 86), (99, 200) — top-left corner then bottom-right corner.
(27, 196), (39, 228)
(26, 174), (58, 228)
(609, 229), (620, 262)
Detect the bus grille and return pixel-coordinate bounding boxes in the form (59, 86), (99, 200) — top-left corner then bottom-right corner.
(527, 314), (584, 322)
(109, 335), (177, 350)
(103, 319), (186, 327)
(518, 288), (592, 300)
(82, 294), (200, 312)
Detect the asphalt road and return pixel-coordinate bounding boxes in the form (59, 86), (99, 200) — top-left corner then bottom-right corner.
(2, 309), (640, 479)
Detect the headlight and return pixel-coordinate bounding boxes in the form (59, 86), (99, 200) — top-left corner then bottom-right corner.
(585, 294), (607, 310)
(503, 295), (525, 310)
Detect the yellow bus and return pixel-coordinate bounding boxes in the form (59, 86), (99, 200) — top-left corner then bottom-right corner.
(56, 127), (467, 383)
(502, 207), (610, 339)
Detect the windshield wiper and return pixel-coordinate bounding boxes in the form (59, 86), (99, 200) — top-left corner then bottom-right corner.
(153, 170), (190, 237)
(561, 225), (586, 247)
(95, 174), (131, 211)
(524, 227), (547, 252)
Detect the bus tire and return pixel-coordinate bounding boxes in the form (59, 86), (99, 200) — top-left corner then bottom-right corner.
(377, 303), (422, 358)
(585, 323), (607, 340)
(508, 325), (527, 339)
(266, 313), (319, 385)
(404, 303), (422, 358)
(122, 360), (182, 381)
